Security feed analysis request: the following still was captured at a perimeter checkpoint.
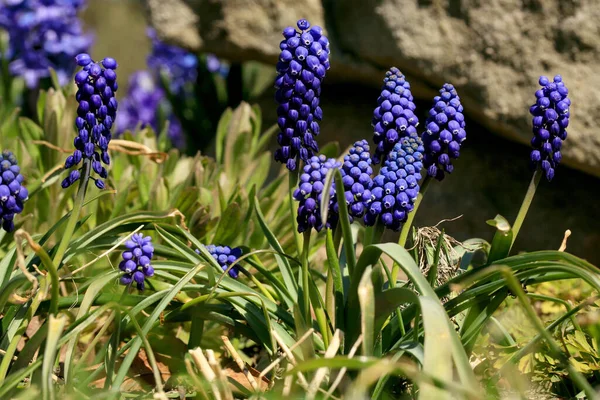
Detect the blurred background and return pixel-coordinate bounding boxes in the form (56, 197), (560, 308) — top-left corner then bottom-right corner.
(78, 0), (600, 264)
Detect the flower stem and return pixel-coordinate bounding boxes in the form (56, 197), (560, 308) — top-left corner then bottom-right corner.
(52, 159), (91, 267)
(288, 168), (302, 257)
(398, 175), (432, 248)
(301, 230), (312, 324)
(510, 168), (542, 252)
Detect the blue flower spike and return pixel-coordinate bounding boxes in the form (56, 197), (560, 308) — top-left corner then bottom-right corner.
(0, 151), (28, 232)
(529, 75), (570, 182)
(197, 245), (244, 279)
(274, 18), (331, 171)
(293, 155), (341, 233)
(422, 83), (466, 181)
(364, 132), (425, 231)
(372, 67), (418, 164)
(119, 233), (154, 291)
(62, 53), (117, 189)
(338, 140), (374, 221)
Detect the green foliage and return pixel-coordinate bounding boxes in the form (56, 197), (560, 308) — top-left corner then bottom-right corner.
(0, 80), (598, 400)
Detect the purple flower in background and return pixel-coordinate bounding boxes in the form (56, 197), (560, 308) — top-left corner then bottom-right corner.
(0, 0), (92, 88)
(372, 67), (418, 164)
(0, 150), (28, 232)
(273, 19), (331, 171)
(529, 75), (570, 181)
(115, 71), (184, 148)
(147, 28), (198, 94)
(62, 54), (117, 189)
(206, 53), (229, 77)
(422, 83), (466, 181)
(364, 132), (424, 231)
(120, 233), (154, 291)
(293, 155), (341, 233)
(197, 245), (243, 279)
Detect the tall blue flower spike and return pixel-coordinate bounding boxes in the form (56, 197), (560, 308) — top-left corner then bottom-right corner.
(364, 132), (424, 231)
(0, 151), (28, 232)
(119, 233), (154, 291)
(372, 67), (418, 164)
(293, 155), (341, 232)
(274, 19), (331, 171)
(197, 245), (243, 279)
(0, 0), (92, 88)
(529, 75), (570, 181)
(336, 140), (373, 221)
(422, 83), (466, 181)
(62, 54), (117, 190)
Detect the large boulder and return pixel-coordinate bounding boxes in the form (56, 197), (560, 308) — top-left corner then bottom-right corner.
(146, 0), (600, 178)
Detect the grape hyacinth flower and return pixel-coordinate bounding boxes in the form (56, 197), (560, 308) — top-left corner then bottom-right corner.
(372, 67), (418, 164)
(197, 245), (243, 279)
(273, 19), (331, 171)
(293, 155), (341, 232)
(422, 83), (466, 181)
(0, 151), (28, 232)
(364, 132), (424, 231)
(147, 28), (198, 95)
(337, 140), (373, 221)
(529, 75), (570, 181)
(119, 233), (154, 291)
(115, 71), (184, 148)
(0, 0), (92, 88)
(62, 53), (118, 189)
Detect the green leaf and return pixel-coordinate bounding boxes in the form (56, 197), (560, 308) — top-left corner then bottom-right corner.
(252, 193), (298, 301)
(212, 202), (242, 245)
(374, 287), (419, 334)
(359, 266), (375, 356)
(42, 314), (67, 400)
(486, 214), (513, 263)
(325, 229), (344, 334)
(332, 169), (356, 274)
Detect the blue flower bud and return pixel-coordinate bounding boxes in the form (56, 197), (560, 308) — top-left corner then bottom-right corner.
(364, 132), (424, 231)
(422, 83), (465, 181)
(529, 75), (569, 181)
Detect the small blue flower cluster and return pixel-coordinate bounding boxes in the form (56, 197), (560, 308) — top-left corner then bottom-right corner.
(147, 28), (198, 95)
(119, 233), (155, 291)
(372, 67), (418, 164)
(63, 53), (117, 189)
(338, 140), (373, 220)
(293, 155), (341, 232)
(422, 83), (466, 181)
(0, 0), (92, 88)
(115, 71), (184, 148)
(364, 132), (424, 231)
(198, 245), (243, 279)
(0, 151), (28, 232)
(274, 19), (330, 171)
(529, 75), (570, 181)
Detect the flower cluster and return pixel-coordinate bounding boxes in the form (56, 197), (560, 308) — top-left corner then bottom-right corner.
(198, 245), (243, 279)
(364, 132), (424, 231)
(119, 233), (154, 291)
(0, 151), (28, 232)
(338, 140), (373, 220)
(294, 155), (341, 232)
(115, 71), (184, 148)
(372, 67), (418, 164)
(62, 53), (118, 189)
(529, 75), (570, 181)
(422, 83), (466, 181)
(147, 28), (198, 95)
(0, 0), (92, 88)
(273, 18), (331, 171)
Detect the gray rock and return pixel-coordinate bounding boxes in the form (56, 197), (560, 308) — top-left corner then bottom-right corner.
(146, 0), (600, 177)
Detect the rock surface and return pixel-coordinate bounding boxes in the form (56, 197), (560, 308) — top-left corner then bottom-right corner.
(146, 0), (600, 177)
